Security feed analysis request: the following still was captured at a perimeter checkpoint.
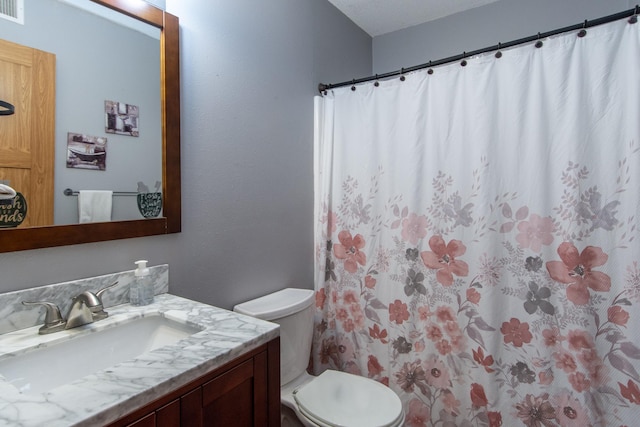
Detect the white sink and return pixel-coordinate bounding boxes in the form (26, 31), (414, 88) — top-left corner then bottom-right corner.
(0, 315), (203, 394)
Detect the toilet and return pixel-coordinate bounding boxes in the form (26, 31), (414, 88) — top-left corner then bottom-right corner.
(233, 288), (404, 427)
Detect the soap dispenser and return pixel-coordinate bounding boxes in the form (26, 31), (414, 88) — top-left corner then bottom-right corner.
(130, 260), (154, 306)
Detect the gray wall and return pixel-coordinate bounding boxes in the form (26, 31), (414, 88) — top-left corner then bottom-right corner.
(0, 0), (370, 310)
(373, 0), (634, 74)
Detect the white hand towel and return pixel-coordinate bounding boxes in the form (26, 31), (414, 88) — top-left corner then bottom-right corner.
(78, 190), (113, 223)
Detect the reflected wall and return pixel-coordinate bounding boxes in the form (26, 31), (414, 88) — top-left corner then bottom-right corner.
(0, 0), (161, 225)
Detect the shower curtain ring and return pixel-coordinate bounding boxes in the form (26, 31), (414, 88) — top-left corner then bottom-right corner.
(495, 42), (503, 58)
(629, 6), (638, 24)
(535, 32), (544, 48)
(351, 79), (356, 91)
(461, 51), (468, 67)
(428, 61), (434, 75)
(400, 68), (406, 81)
(578, 20), (588, 37)
(374, 74), (380, 87)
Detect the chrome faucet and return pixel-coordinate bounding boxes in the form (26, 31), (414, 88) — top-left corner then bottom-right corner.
(73, 281), (119, 321)
(64, 297), (94, 329)
(21, 301), (66, 334)
(22, 281), (119, 335)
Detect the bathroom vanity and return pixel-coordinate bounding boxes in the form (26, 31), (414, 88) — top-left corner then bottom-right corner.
(109, 326), (280, 427)
(0, 267), (280, 427)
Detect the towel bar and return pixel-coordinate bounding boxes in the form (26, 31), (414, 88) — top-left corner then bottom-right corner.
(63, 188), (138, 196)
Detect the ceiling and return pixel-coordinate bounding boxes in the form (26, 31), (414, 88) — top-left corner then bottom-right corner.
(327, 0), (501, 37)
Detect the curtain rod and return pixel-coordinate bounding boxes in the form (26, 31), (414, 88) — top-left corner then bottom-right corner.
(318, 6), (640, 93)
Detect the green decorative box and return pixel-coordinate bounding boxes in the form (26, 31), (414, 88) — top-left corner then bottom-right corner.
(137, 192), (162, 218)
(0, 192), (27, 228)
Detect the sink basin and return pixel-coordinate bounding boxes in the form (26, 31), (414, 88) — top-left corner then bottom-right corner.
(0, 315), (203, 394)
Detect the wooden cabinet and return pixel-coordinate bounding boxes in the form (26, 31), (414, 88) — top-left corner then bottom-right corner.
(126, 400), (181, 427)
(108, 338), (280, 427)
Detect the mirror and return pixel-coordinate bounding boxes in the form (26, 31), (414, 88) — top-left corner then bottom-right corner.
(0, 0), (180, 252)
(1, 0), (161, 226)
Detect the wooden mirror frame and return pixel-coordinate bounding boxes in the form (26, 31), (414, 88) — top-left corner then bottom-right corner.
(0, 0), (180, 253)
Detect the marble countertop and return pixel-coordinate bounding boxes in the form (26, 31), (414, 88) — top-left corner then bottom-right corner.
(0, 294), (280, 427)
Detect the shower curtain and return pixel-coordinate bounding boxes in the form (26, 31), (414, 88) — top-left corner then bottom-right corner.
(313, 17), (640, 427)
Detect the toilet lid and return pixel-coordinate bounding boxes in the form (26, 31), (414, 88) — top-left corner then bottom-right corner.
(293, 370), (404, 427)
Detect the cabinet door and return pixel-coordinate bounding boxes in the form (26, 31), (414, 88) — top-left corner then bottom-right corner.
(110, 339), (279, 427)
(181, 352), (269, 427)
(180, 387), (203, 427)
(127, 412), (155, 427)
(156, 399), (180, 427)
(126, 399), (179, 427)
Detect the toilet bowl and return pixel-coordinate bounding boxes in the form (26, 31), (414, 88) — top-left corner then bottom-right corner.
(286, 370), (404, 427)
(234, 288), (404, 427)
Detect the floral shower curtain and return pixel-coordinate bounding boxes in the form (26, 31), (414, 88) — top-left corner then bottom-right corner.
(312, 17), (640, 427)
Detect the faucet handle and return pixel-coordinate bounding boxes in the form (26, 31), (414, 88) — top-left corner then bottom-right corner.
(21, 301), (66, 335)
(95, 281), (119, 299)
(78, 281), (119, 321)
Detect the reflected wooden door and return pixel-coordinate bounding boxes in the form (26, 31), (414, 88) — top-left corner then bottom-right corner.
(0, 38), (55, 227)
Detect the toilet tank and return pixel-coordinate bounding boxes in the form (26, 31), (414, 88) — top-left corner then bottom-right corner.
(233, 288), (315, 386)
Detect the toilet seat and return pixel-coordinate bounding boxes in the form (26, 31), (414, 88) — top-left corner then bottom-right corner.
(293, 370), (404, 427)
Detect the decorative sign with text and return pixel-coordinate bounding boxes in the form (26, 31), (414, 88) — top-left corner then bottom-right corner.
(0, 193), (27, 228)
(137, 192), (162, 218)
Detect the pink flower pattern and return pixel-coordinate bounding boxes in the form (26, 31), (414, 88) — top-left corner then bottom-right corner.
(389, 299), (409, 325)
(515, 213), (555, 252)
(608, 305), (629, 326)
(424, 357), (451, 389)
(405, 398), (431, 427)
(314, 163), (638, 426)
(401, 213), (429, 245)
(552, 393), (590, 427)
(333, 230), (367, 273)
(421, 236), (469, 286)
(546, 242), (611, 305)
(501, 318), (533, 347)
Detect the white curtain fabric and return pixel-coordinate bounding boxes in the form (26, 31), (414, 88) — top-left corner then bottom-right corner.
(313, 18), (640, 427)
